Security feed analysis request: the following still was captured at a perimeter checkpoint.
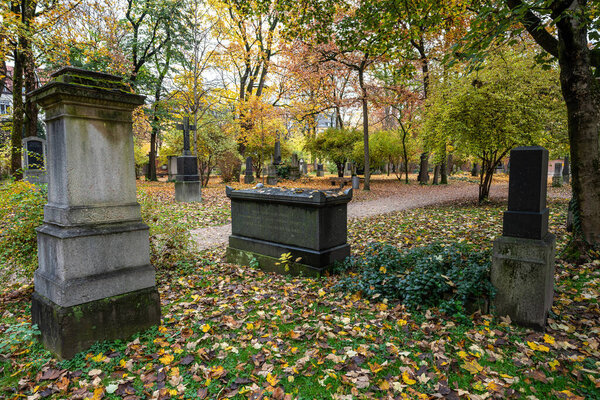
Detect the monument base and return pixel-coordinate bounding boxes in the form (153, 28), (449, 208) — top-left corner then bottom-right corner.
(227, 236), (350, 276)
(244, 175), (254, 184)
(24, 169), (48, 185)
(266, 176), (277, 185)
(31, 287), (161, 359)
(316, 171), (324, 177)
(175, 181), (202, 202)
(552, 176), (563, 187)
(491, 234), (555, 330)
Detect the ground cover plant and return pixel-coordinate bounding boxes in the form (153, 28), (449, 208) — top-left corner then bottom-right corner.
(1, 188), (598, 400)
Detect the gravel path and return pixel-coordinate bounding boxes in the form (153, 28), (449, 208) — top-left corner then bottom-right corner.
(190, 182), (512, 251)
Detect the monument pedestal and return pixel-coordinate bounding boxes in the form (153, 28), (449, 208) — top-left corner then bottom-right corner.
(491, 234), (555, 330)
(175, 181), (202, 202)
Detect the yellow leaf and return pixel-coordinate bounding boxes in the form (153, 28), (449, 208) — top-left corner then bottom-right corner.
(379, 379), (390, 390)
(91, 353), (107, 363)
(548, 359), (560, 371)
(461, 360), (484, 375)
(527, 341), (550, 352)
(318, 289), (326, 297)
(246, 322), (254, 330)
(543, 334), (555, 345)
(379, 266), (387, 273)
(266, 372), (279, 386)
(402, 371), (416, 385)
(159, 354), (174, 365)
(457, 351), (468, 359)
(397, 319), (407, 326)
(377, 303), (388, 311)
(201, 324), (211, 333)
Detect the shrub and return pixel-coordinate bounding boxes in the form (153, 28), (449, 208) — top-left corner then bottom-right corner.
(0, 180), (45, 279)
(334, 242), (494, 314)
(217, 150), (241, 183)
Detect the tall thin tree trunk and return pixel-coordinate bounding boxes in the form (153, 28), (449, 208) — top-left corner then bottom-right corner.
(10, 49), (24, 179)
(359, 67), (370, 191)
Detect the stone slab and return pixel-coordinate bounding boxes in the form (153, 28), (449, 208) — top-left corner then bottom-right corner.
(503, 209), (549, 240)
(31, 287), (161, 360)
(175, 181), (202, 202)
(507, 147), (548, 213)
(491, 234), (555, 330)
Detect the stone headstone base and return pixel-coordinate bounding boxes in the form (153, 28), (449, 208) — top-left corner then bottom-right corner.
(266, 176), (277, 185)
(352, 176), (360, 190)
(175, 181), (202, 202)
(491, 234), (555, 330)
(316, 171), (324, 177)
(227, 236), (350, 276)
(552, 176), (563, 187)
(289, 167), (300, 181)
(24, 169), (48, 185)
(244, 175), (254, 184)
(31, 287), (161, 360)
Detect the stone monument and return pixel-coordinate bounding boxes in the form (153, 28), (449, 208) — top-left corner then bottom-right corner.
(471, 163), (479, 177)
(552, 162), (563, 187)
(289, 153), (301, 180)
(266, 164), (278, 185)
(491, 146), (555, 330)
(226, 186), (352, 275)
(316, 163), (324, 177)
(22, 136), (48, 184)
(167, 155), (178, 181)
(28, 67), (160, 359)
(175, 117), (201, 202)
(244, 156), (254, 184)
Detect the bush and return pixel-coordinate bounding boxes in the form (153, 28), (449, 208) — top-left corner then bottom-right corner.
(334, 242), (494, 314)
(137, 189), (195, 267)
(217, 150), (241, 183)
(0, 180), (45, 279)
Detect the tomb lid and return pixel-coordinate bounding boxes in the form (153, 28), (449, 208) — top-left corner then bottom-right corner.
(226, 186), (352, 206)
(28, 67), (145, 107)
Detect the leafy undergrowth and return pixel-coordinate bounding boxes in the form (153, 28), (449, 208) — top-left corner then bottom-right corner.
(1, 197), (598, 400)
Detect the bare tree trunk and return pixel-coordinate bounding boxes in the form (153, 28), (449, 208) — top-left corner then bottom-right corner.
(358, 67), (370, 190)
(10, 49), (24, 179)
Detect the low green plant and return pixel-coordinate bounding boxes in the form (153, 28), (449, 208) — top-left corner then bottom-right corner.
(276, 252), (292, 272)
(275, 165), (290, 179)
(0, 180), (46, 279)
(0, 322), (40, 357)
(335, 242), (494, 314)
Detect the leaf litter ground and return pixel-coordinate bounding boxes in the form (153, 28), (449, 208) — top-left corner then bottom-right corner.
(1, 180), (598, 400)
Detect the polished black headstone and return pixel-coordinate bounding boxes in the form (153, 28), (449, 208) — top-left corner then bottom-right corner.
(503, 146), (549, 239)
(26, 139), (44, 169)
(176, 155), (199, 181)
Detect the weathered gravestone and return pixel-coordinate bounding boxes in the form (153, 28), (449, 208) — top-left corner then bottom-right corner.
(266, 164), (278, 185)
(300, 159), (308, 175)
(491, 146), (555, 330)
(244, 156), (254, 184)
(167, 155), (178, 181)
(175, 117), (201, 202)
(29, 67), (160, 359)
(552, 162), (563, 187)
(273, 137), (282, 165)
(225, 186), (352, 276)
(289, 153), (300, 180)
(471, 163), (479, 177)
(316, 163), (324, 177)
(22, 136), (48, 184)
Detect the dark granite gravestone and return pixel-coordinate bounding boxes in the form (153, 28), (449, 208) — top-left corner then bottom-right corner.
(244, 156), (254, 184)
(273, 139), (281, 165)
(225, 186), (352, 275)
(502, 147), (549, 240)
(316, 163), (324, 177)
(175, 117), (201, 202)
(491, 146), (555, 330)
(22, 137), (48, 184)
(562, 156), (570, 184)
(471, 163), (479, 177)
(552, 163), (563, 187)
(28, 67), (160, 359)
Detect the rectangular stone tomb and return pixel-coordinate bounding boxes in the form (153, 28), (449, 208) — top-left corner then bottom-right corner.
(225, 186), (352, 275)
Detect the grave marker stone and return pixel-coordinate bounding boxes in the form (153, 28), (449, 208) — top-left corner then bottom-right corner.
(28, 67), (160, 359)
(244, 156), (254, 184)
(175, 117), (201, 202)
(22, 136), (48, 184)
(226, 186), (352, 275)
(316, 163), (324, 177)
(289, 153), (300, 180)
(552, 162), (563, 187)
(491, 146), (555, 330)
(267, 164), (278, 185)
(167, 155), (178, 181)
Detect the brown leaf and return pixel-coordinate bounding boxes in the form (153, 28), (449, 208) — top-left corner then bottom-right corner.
(273, 386), (285, 400)
(197, 388), (208, 399)
(39, 368), (62, 381)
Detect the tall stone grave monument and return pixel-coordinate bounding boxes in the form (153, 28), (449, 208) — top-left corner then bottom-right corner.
(289, 153), (300, 180)
(175, 117), (201, 202)
(22, 136), (48, 184)
(167, 155), (178, 181)
(29, 67), (160, 359)
(552, 162), (563, 187)
(491, 146), (555, 330)
(316, 163), (324, 177)
(244, 156), (254, 184)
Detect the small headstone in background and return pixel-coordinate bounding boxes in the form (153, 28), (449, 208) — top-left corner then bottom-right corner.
(352, 175), (360, 189)
(316, 163), (324, 177)
(267, 164), (278, 185)
(273, 139), (281, 165)
(491, 146), (555, 330)
(244, 156), (254, 184)
(175, 117), (201, 202)
(167, 155), (178, 181)
(300, 159), (308, 175)
(552, 162), (563, 187)
(562, 156), (570, 184)
(471, 163), (479, 177)
(289, 154), (300, 180)
(22, 137), (48, 185)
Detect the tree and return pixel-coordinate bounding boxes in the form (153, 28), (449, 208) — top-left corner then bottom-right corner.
(458, 0), (600, 248)
(305, 127), (361, 177)
(424, 49), (566, 202)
